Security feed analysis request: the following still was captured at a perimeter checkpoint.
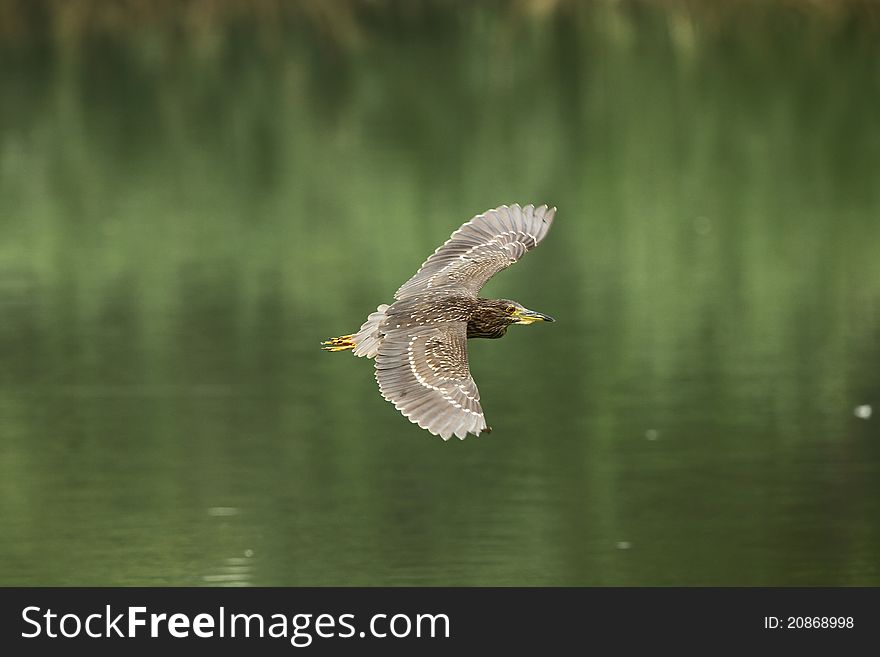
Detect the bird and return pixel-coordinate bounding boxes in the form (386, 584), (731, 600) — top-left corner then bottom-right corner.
(322, 203), (556, 440)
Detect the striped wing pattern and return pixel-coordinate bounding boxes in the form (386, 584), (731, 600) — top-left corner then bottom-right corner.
(394, 203), (556, 300)
(374, 322), (487, 440)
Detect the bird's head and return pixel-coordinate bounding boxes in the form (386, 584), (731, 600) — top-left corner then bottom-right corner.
(471, 298), (555, 339)
(494, 299), (555, 326)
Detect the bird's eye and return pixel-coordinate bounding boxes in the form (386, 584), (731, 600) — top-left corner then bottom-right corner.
(506, 305), (516, 313)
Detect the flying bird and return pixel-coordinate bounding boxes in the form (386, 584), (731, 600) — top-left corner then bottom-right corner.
(322, 204), (556, 440)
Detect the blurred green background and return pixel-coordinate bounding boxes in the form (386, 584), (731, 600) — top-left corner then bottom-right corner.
(1, 0), (879, 586)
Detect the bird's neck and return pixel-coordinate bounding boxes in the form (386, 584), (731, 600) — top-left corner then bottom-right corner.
(466, 319), (508, 340)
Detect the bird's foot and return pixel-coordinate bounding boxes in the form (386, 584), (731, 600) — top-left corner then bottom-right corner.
(321, 334), (356, 352)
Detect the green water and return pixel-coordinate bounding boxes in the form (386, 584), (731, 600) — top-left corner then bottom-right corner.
(1, 2), (879, 586)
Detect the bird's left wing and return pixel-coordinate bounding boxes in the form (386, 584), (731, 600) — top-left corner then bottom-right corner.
(374, 322), (488, 440)
(395, 203), (556, 300)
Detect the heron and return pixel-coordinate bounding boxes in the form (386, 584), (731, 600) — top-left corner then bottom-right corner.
(322, 204), (556, 440)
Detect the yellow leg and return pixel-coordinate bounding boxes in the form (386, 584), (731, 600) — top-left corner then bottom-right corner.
(321, 334), (356, 352)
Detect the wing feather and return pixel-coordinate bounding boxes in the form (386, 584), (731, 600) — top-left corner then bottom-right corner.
(374, 323), (487, 440)
(394, 203), (556, 299)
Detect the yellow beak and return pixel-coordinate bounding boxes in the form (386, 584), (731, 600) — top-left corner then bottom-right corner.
(513, 308), (555, 325)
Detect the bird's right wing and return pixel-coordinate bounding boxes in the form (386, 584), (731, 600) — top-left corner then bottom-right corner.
(394, 204), (556, 300)
(374, 322), (488, 440)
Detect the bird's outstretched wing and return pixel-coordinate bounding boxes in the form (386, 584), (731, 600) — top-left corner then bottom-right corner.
(394, 203), (556, 300)
(374, 322), (487, 440)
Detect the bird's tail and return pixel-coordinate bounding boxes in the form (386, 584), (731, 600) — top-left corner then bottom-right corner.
(321, 304), (389, 358)
(321, 334), (356, 352)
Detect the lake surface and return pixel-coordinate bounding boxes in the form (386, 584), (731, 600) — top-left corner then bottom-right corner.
(1, 2), (879, 586)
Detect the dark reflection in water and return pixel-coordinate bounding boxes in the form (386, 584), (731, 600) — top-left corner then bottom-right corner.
(1, 2), (879, 585)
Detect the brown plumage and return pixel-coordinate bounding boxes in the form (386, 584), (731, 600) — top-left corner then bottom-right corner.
(322, 203), (556, 440)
